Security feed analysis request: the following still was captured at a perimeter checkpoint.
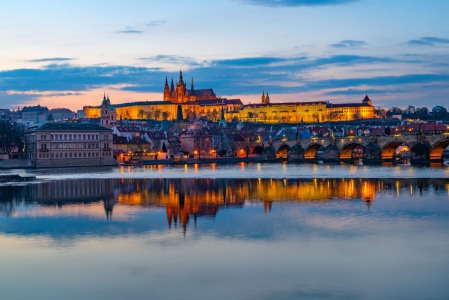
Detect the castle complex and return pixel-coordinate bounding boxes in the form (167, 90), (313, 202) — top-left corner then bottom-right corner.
(84, 71), (374, 123)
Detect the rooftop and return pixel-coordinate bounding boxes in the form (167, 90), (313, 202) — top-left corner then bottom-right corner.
(35, 123), (112, 131)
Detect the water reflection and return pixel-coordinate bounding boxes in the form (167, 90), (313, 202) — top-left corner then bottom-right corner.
(1, 178), (449, 300)
(1, 178), (448, 229)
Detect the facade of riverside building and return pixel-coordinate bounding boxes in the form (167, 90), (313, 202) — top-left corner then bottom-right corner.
(25, 123), (116, 168)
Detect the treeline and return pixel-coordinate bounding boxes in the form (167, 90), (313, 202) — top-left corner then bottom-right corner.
(386, 106), (447, 120)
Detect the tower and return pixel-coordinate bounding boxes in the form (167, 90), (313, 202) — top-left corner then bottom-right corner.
(362, 95), (372, 106)
(164, 77), (170, 101)
(100, 93), (115, 128)
(265, 92), (270, 104)
(261, 91), (266, 104)
(176, 70), (187, 103)
(191, 78), (194, 91)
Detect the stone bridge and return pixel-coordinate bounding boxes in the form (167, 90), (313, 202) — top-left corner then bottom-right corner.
(250, 133), (449, 163)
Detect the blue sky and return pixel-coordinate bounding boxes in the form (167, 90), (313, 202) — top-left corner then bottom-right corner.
(0, 0), (448, 110)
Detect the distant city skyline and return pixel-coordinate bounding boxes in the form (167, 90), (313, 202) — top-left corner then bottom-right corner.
(1, 0), (448, 110)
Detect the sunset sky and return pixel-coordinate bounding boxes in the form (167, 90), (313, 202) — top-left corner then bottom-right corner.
(1, 0), (448, 111)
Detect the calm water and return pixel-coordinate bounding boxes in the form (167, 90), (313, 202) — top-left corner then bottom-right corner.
(1, 178), (449, 300)
(1, 162), (449, 179)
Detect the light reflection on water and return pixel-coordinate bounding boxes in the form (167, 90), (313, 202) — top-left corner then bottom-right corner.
(0, 162), (449, 179)
(1, 178), (449, 300)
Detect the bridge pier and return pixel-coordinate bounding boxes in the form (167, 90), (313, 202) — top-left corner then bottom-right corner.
(263, 146), (276, 160)
(363, 143), (383, 163)
(323, 144), (340, 162)
(287, 144), (305, 162)
(410, 143), (434, 163)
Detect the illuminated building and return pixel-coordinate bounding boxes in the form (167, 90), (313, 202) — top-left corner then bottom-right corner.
(164, 71), (217, 103)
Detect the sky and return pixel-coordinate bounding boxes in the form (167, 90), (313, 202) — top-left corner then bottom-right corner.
(0, 0), (448, 111)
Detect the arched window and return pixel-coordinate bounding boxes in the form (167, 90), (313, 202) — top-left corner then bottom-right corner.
(69, 153), (72, 158)
(39, 154), (42, 158)
(65, 153), (68, 158)
(84, 153), (86, 157)
(88, 153), (91, 157)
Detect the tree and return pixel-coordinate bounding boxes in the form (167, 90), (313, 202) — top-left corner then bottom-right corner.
(327, 111), (340, 122)
(312, 113), (319, 123)
(247, 112), (254, 121)
(147, 109), (154, 120)
(405, 105), (415, 115)
(137, 109), (146, 119)
(124, 109), (131, 119)
(377, 108), (387, 118)
(211, 111), (219, 122)
(154, 109), (161, 121)
(0, 120), (22, 159)
(415, 107), (429, 119)
(162, 142), (167, 153)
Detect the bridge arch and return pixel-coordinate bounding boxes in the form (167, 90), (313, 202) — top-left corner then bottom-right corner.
(251, 146), (264, 155)
(304, 143), (322, 160)
(429, 139), (449, 160)
(340, 142), (364, 160)
(381, 141), (410, 160)
(276, 145), (290, 159)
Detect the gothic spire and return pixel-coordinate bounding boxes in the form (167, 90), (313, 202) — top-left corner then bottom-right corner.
(191, 78), (194, 91)
(171, 78), (174, 92)
(165, 76), (168, 86)
(179, 69), (184, 85)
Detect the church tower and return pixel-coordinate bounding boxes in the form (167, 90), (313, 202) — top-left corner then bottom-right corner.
(191, 78), (194, 91)
(164, 77), (170, 101)
(261, 91), (266, 104)
(100, 93), (115, 128)
(265, 92), (270, 104)
(176, 70), (187, 103)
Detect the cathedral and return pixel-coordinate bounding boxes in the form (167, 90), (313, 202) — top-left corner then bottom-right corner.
(164, 70), (217, 103)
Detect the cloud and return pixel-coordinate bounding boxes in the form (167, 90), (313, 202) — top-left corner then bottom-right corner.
(139, 55), (201, 66)
(115, 30), (144, 34)
(331, 40), (368, 48)
(407, 37), (449, 46)
(210, 56), (307, 67)
(146, 20), (166, 27)
(0, 53), (447, 107)
(26, 58), (74, 63)
(241, 0), (358, 7)
(325, 89), (403, 95)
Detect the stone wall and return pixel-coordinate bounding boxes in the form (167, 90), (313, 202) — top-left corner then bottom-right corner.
(36, 157), (117, 168)
(0, 159), (35, 169)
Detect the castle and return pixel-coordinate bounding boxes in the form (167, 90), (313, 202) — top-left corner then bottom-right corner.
(164, 70), (217, 103)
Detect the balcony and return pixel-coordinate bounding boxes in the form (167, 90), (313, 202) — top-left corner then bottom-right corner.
(39, 149), (49, 152)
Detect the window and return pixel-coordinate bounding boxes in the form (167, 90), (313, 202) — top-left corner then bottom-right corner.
(83, 153), (86, 157)
(65, 153), (68, 158)
(69, 153), (72, 158)
(74, 153), (77, 158)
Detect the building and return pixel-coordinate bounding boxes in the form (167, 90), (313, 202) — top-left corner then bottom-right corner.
(235, 101), (328, 123)
(48, 108), (73, 121)
(179, 129), (213, 158)
(25, 123), (115, 168)
(326, 95), (375, 121)
(21, 105), (49, 124)
(164, 71), (217, 103)
(100, 94), (116, 128)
